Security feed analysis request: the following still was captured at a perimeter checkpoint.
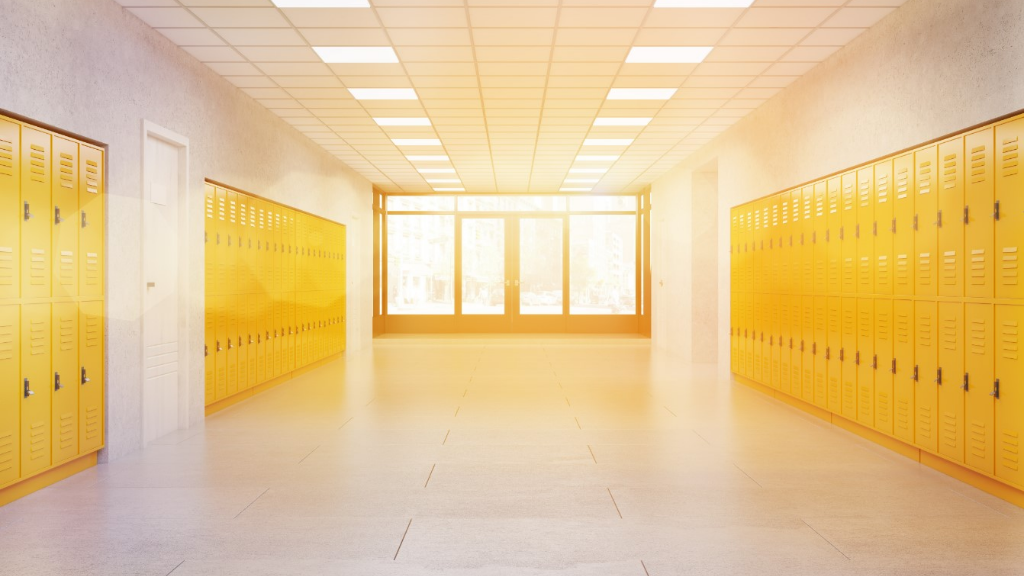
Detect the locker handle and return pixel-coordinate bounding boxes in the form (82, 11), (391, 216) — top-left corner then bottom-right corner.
(54, 372), (62, 391)
(891, 359), (896, 375)
(872, 221), (877, 236)
(839, 227), (844, 241)
(891, 218), (896, 234)
(23, 378), (34, 398)
(991, 379), (1000, 399)
(55, 206), (63, 225)
(963, 372), (969, 392)
(872, 354), (878, 370)
(249, 334), (254, 345)
(839, 348), (845, 362)
(82, 367), (90, 385)
(24, 201), (32, 221)
(204, 345), (208, 357)
(964, 206), (970, 225)
(855, 224), (860, 239)
(258, 334), (262, 344)
(82, 210), (89, 228)
(855, 351), (860, 365)
(227, 339), (233, 350)
(265, 331), (270, 341)
(913, 365), (919, 382)
(936, 367), (942, 385)
(238, 336), (243, 348)
(800, 340), (805, 353)
(812, 231), (816, 244)
(769, 336), (774, 346)
(826, 230), (830, 242)
(913, 214), (919, 231)
(936, 210), (942, 228)
(994, 201), (1001, 221)
(825, 346), (830, 360)
(788, 338), (793, 350)
(217, 340), (222, 352)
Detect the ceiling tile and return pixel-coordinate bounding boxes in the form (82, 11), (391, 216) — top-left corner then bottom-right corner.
(705, 46), (789, 62)
(376, 7), (468, 27)
(128, 7), (204, 27)
(645, 8), (743, 28)
(237, 46), (320, 61)
(190, 8), (290, 27)
(735, 7), (836, 28)
(156, 27), (224, 45)
(557, 7), (647, 27)
(388, 28), (473, 45)
(297, 28), (390, 45)
(800, 27), (866, 45)
(633, 28), (727, 45)
(823, 7), (896, 27)
(720, 28), (812, 46)
(215, 27), (307, 45)
(781, 45), (840, 62)
(182, 46), (245, 62)
(280, 7), (379, 27)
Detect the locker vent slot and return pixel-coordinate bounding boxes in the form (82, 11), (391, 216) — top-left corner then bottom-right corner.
(59, 412), (75, 451)
(59, 153), (74, 189)
(942, 251), (958, 284)
(29, 420), (47, 462)
(896, 168), (910, 199)
(877, 173), (890, 203)
(85, 160), (99, 194)
(942, 153), (958, 190)
(917, 252), (932, 285)
(0, 246), (13, 287)
(970, 249), (988, 285)
(85, 252), (100, 287)
(59, 316), (74, 351)
(30, 248), (47, 286)
(969, 420), (988, 460)
(1002, 136), (1019, 177)
(0, 316), (14, 471)
(918, 160), (933, 195)
(84, 406), (101, 441)
(942, 316), (958, 351)
(85, 313), (101, 349)
(970, 145), (988, 184)
(29, 144), (46, 184)
(0, 136), (13, 178)
(858, 177), (871, 207)
(1001, 247), (1018, 286)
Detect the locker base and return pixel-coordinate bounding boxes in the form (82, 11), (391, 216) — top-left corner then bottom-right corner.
(733, 373), (1024, 509)
(205, 351), (345, 417)
(0, 451), (98, 507)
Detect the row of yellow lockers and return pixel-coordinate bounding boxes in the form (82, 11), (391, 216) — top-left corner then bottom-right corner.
(0, 117), (104, 301)
(731, 295), (1023, 489)
(0, 301), (104, 488)
(730, 114), (1023, 299)
(203, 292), (345, 406)
(204, 185), (344, 297)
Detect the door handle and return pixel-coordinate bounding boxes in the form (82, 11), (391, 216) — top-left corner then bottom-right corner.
(82, 210), (89, 228)
(24, 378), (33, 398)
(24, 201), (33, 221)
(82, 367), (90, 385)
(54, 372), (62, 391)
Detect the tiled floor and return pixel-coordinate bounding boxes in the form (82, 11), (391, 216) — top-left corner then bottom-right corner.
(3, 337), (1024, 575)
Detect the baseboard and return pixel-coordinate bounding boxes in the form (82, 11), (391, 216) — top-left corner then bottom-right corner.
(205, 351), (344, 417)
(0, 451), (98, 507)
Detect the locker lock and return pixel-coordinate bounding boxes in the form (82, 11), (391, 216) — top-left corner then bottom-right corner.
(936, 367), (943, 385)
(991, 379), (1000, 399)
(24, 201), (33, 221)
(258, 333), (262, 344)
(24, 378), (33, 398)
(81, 367), (90, 385)
(265, 331), (270, 341)
(963, 372), (969, 392)
(891, 218), (896, 234)
(238, 336), (243, 348)
(994, 200), (1001, 221)
(54, 372), (62, 391)
(55, 206), (63, 225)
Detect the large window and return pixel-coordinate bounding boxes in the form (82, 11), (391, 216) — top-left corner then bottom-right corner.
(569, 215), (636, 315)
(387, 215), (454, 314)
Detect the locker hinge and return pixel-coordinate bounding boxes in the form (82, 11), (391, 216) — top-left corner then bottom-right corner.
(204, 345), (208, 357)
(825, 346), (830, 360)
(994, 200), (1001, 221)
(936, 210), (942, 228)
(24, 378), (33, 398)
(913, 214), (919, 231)
(964, 206), (970, 225)
(873, 221), (877, 236)
(913, 365), (919, 381)
(891, 358), (896, 375)
(855, 351), (860, 365)
(891, 218), (896, 234)
(872, 354), (878, 370)
(81, 367), (90, 385)
(936, 367), (942, 385)
(82, 210), (89, 228)
(55, 206), (62, 225)
(963, 372), (969, 391)
(992, 379), (1000, 399)
(24, 201), (33, 221)
(54, 372), (62, 391)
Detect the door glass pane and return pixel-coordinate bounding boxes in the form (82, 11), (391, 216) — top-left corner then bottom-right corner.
(387, 215), (454, 314)
(462, 218), (505, 315)
(569, 196), (636, 212)
(459, 196), (566, 212)
(520, 218), (563, 315)
(570, 214), (636, 315)
(387, 196), (455, 211)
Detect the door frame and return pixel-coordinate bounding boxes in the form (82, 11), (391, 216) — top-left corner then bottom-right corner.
(139, 120), (190, 445)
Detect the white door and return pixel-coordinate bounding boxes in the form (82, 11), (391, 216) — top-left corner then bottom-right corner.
(142, 134), (182, 444)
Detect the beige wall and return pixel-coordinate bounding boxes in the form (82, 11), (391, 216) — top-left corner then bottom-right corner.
(0, 0), (373, 460)
(651, 0), (1024, 367)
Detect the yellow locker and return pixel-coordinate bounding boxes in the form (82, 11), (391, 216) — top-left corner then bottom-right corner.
(78, 146), (103, 298)
(204, 294), (215, 406)
(801, 295), (814, 402)
(78, 301), (103, 453)
(874, 160), (894, 295)
(730, 294), (739, 374)
(287, 212), (297, 294)
(914, 300), (938, 453)
(51, 137), (78, 298)
(769, 194), (781, 294)
(813, 295), (828, 408)
(995, 118), (1024, 299)
(874, 298), (894, 436)
(215, 188), (229, 299)
(0, 305), (19, 486)
(938, 137), (965, 297)
(781, 191), (793, 296)
(914, 146), (938, 297)
(51, 302), (78, 465)
(751, 202), (762, 301)
(841, 172), (857, 294)
(238, 194), (252, 296)
(20, 303), (51, 477)
(752, 293), (763, 383)
(226, 298), (238, 397)
(995, 304), (1024, 487)
(893, 299), (915, 444)
(965, 127), (995, 299)
(20, 128), (51, 299)
(286, 297), (296, 373)
(236, 298), (247, 393)
(964, 303), (995, 475)
(770, 295), (781, 389)
(273, 298), (283, 378)
(256, 292), (267, 385)
(204, 185), (217, 299)
(827, 178), (841, 295)
(856, 167), (874, 293)
(801, 186), (814, 294)
(856, 297), (874, 426)
(841, 296), (857, 419)
(937, 302), (965, 463)
(0, 119), (19, 300)
(893, 154), (915, 296)
(214, 295), (227, 400)
(247, 293), (258, 389)
(255, 200), (266, 294)
(826, 295), (842, 412)
(779, 295), (791, 393)
(743, 294), (753, 378)
(274, 209), (284, 295)
(788, 294), (800, 397)
(813, 182), (828, 293)
(225, 190), (239, 298)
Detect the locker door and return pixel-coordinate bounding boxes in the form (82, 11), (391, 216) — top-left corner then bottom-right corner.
(964, 303), (995, 475)
(78, 146), (103, 298)
(779, 295), (791, 393)
(893, 154), (915, 296)
(995, 304), (1024, 487)
(995, 118), (1024, 299)
(771, 294), (782, 390)
(813, 295), (828, 408)
(51, 302), (78, 465)
(744, 294), (754, 377)
(893, 299), (915, 443)
(286, 298), (296, 373)
(247, 293), (258, 389)
(965, 127), (995, 299)
(52, 137), (78, 298)
(78, 301), (103, 453)
(874, 299), (894, 436)
(915, 146), (939, 297)
(274, 299), (283, 378)
(226, 297), (238, 397)
(215, 188), (229, 301)
(21, 303), (51, 476)
(256, 293), (267, 385)
(0, 119), (19, 300)
(752, 293), (763, 383)
(801, 295), (815, 402)
(0, 305), (20, 486)
(204, 294), (215, 406)
(730, 294), (739, 374)
(789, 294), (802, 397)
(238, 194), (251, 297)
(827, 178), (841, 295)
(801, 186), (814, 294)
(813, 182), (828, 293)
(826, 296), (842, 412)
(937, 302), (965, 463)
(236, 297), (247, 393)
(204, 185), (217, 296)
(914, 300), (939, 452)
(773, 193), (785, 295)
(874, 160), (894, 295)
(214, 295), (227, 400)
(856, 298), (874, 426)
(841, 297), (857, 419)
(856, 167), (874, 294)
(751, 203), (761, 301)
(226, 190), (239, 299)
(21, 128), (51, 299)
(275, 209), (284, 296)
(783, 191), (795, 296)
(938, 137), (965, 297)
(841, 172), (857, 294)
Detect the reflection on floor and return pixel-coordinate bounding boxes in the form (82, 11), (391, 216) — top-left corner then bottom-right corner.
(2, 337), (1023, 575)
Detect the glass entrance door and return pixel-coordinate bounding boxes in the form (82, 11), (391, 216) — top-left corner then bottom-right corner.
(458, 216), (509, 331)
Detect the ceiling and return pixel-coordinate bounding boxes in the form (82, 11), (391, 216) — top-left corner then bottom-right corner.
(114, 0), (907, 194)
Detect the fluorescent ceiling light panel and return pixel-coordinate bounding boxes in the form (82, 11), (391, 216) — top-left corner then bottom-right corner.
(314, 47), (398, 64)
(561, 187), (592, 192)
(419, 168), (457, 174)
(406, 155), (449, 161)
(569, 168), (608, 174)
(426, 179), (460, 183)
(375, 117), (431, 126)
(565, 178), (599, 183)
(626, 46), (713, 64)
(349, 88), (418, 100)
(434, 188), (465, 192)
(271, 0), (370, 7)
(594, 118), (652, 126)
(652, 0), (753, 6)
(583, 139), (634, 146)
(606, 88), (677, 100)
(392, 139), (441, 146)
(576, 155), (619, 161)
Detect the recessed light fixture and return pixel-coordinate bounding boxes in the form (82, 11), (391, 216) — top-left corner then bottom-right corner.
(583, 139), (634, 146)
(561, 187), (593, 192)
(426, 179), (460, 183)
(419, 168), (457, 174)
(565, 178), (600, 183)
(594, 118), (652, 126)
(569, 168), (608, 174)
(406, 155), (449, 162)
(314, 47), (399, 64)
(606, 88), (677, 100)
(626, 46), (713, 64)
(392, 139), (441, 146)
(272, 0), (370, 7)
(652, 0), (753, 6)
(375, 118), (431, 126)
(576, 155), (619, 162)
(349, 88), (418, 100)
(434, 188), (465, 192)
